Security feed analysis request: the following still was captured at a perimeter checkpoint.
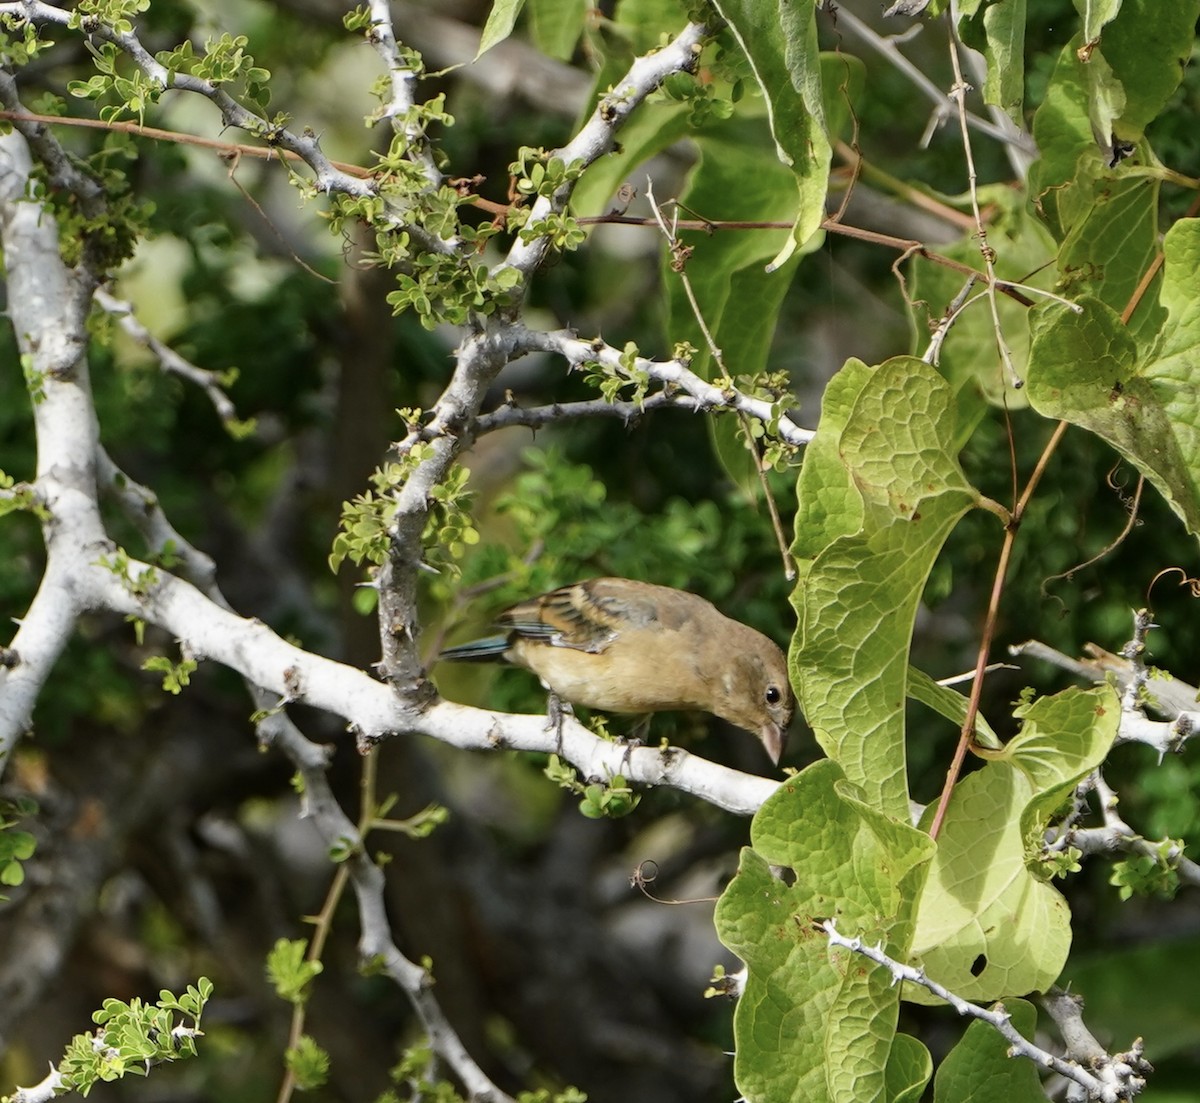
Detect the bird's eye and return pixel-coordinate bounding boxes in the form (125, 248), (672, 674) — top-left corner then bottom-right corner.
(765, 685), (783, 706)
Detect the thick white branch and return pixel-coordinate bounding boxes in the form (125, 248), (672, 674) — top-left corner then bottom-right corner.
(83, 548), (779, 813)
(0, 129), (102, 759)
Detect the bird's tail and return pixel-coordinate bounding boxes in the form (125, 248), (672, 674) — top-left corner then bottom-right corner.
(437, 635), (509, 662)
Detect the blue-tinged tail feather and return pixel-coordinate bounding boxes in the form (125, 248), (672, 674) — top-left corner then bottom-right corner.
(437, 635), (510, 663)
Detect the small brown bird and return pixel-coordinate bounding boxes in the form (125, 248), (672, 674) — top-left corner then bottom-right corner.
(437, 577), (794, 763)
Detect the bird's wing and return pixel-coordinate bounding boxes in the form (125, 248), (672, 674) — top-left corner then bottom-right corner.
(498, 579), (660, 653)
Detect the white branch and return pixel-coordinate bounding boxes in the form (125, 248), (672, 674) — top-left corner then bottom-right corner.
(515, 327), (813, 446)
(0, 129), (100, 761)
(499, 20), (713, 282)
(364, 0), (442, 188)
(474, 390), (687, 434)
(822, 921), (1147, 1102)
(10, 1064), (64, 1103)
(93, 289), (245, 429)
(86, 547), (784, 812)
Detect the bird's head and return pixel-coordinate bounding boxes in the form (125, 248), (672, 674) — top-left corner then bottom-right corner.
(715, 630), (795, 765)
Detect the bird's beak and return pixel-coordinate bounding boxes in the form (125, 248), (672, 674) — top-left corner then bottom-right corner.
(760, 721), (784, 765)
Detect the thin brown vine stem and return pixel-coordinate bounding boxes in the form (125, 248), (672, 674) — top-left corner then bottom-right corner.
(578, 211), (1037, 306)
(928, 419), (1069, 839)
(0, 108), (374, 177)
(276, 751), (378, 1103)
(275, 860), (353, 1103)
(931, 192), (1198, 833)
(833, 139), (978, 232)
(1118, 189), (1200, 325)
(944, 19), (1017, 387)
(221, 149), (338, 284)
(0, 111), (1044, 310)
(1121, 253), (1166, 326)
(1042, 473), (1145, 591)
(646, 184), (796, 581)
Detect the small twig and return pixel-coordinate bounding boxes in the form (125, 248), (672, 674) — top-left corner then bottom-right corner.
(220, 150), (336, 284)
(830, 6), (1036, 156)
(922, 275), (979, 365)
(474, 390), (684, 434)
(935, 662), (1016, 687)
(93, 289), (248, 429)
(274, 862), (352, 1103)
(834, 140), (977, 232)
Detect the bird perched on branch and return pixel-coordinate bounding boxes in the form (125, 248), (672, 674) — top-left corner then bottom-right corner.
(436, 577), (794, 764)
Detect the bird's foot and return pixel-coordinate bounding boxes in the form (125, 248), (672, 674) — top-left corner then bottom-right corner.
(615, 714), (651, 773)
(545, 692), (573, 755)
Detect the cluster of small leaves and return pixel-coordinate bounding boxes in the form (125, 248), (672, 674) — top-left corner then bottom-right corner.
(28, 140), (153, 269)
(1109, 840), (1184, 901)
(1037, 844), (1083, 880)
(580, 341), (650, 405)
(425, 463), (480, 564)
(330, 453), (480, 577)
(266, 937), (323, 1005)
(0, 15), (52, 67)
(518, 211), (586, 250)
(544, 754), (641, 819)
(333, 152), (522, 329)
(0, 795), (37, 893)
(140, 654), (197, 695)
(373, 1044), (465, 1103)
(285, 1035), (331, 1092)
(397, 90), (452, 140)
(0, 470), (48, 521)
(386, 251), (521, 329)
(156, 34), (271, 113)
(96, 546), (158, 597)
(656, 70), (737, 127)
(733, 371), (801, 470)
(509, 147), (585, 201)
(330, 448), (429, 574)
(344, 6), (430, 124)
(516, 1091), (588, 1103)
(56, 978), (212, 1097)
(330, 486), (394, 574)
(68, 0), (149, 35)
(68, 41), (161, 124)
(342, 4), (374, 33)
(370, 136), (444, 194)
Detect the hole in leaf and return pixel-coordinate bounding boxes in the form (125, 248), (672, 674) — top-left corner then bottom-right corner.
(969, 954), (987, 977)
